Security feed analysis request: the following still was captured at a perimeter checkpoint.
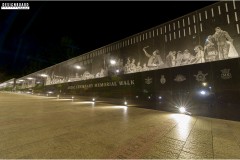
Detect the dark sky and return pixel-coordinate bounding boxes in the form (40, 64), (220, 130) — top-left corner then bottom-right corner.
(0, 1), (217, 82)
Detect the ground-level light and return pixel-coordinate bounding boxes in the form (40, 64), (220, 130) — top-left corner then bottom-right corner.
(179, 106), (186, 113)
(200, 90), (206, 95)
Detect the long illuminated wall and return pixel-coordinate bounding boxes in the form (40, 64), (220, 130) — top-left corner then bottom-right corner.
(13, 1), (240, 88)
(1, 1), (240, 120)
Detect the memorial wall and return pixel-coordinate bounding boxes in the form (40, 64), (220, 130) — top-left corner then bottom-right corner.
(1, 1), (240, 120)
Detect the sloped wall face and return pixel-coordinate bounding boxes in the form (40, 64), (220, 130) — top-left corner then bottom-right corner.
(12, 1), (240, 121)
(43, 58), (240, 121)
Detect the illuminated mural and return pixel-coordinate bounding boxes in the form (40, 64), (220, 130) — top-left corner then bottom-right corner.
(29, 1), (239, 87)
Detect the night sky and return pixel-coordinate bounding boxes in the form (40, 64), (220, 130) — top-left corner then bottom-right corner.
(0, 1), (217, 82)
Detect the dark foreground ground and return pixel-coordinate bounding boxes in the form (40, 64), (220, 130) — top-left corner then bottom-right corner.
(0, 92), (240, 159)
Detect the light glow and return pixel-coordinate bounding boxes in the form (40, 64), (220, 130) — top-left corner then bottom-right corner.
(40, 74), (48, 77)
(75, 65), (81, 69)
(110, 60), (116, 65)
(73, 101), (95, 104)
(170, 114), (192, 139)
(112, 105), (128, 109)
(54, 99), (73, 101)
(179, 107), (186, 113)
(124, 101), (127, 105)
(200, 90), (206, 95)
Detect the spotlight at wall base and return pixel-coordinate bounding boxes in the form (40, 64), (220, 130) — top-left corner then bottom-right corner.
(92, 98), (95, 102)
(179, 106), (186, 113)
(200, 90), (206, 95)
(176, 106), (191, 115)
(124, 101), (127, 106)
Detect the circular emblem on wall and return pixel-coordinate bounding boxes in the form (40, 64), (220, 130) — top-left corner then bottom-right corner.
(221, 69), (232, 79)
(194, 71), (208, 82)
(160, 75), (166, 84)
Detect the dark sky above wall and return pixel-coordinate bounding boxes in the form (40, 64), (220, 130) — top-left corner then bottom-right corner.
(0, 1), (217, 82)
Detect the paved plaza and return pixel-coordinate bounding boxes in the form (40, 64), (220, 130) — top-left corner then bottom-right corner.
(0, 92), (240, 159)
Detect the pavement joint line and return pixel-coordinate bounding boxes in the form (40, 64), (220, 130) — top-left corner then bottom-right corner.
(180, 149), (209, 158)
(163, 136), (185, 144)
(211, 119), (215, 159)
(177, 116), (198, 159)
